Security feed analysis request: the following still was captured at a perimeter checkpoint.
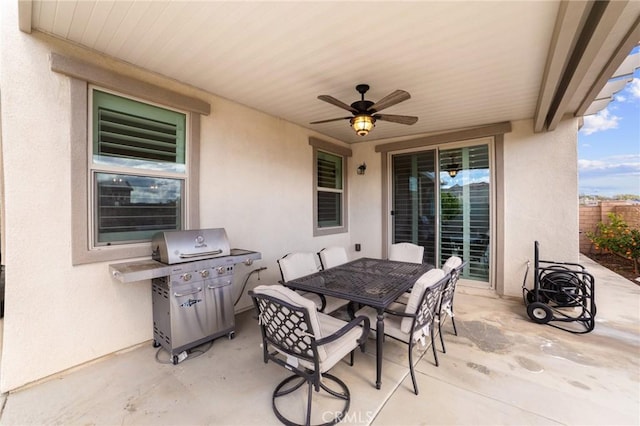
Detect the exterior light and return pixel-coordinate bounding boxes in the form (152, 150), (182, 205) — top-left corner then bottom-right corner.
(357, 162), (367, 175)
(351, 114), (375, 136)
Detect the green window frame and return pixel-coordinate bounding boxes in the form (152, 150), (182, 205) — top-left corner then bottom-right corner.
(90, 88), (188, 246)
(317, 150), (344, 228)
(310, 138), (351, 236)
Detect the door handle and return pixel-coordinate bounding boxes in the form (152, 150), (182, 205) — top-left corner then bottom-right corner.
(174, 287), (202, 297)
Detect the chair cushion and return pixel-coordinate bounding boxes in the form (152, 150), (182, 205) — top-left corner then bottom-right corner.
(322, 295), (350, 315)
(395, 292), (410, 305)
(318, 246), (349, 269)
(442, 256), (462, 274)
(299, 313), (362, 373)
(278, 253), (320, 281)
(402, 269), (446, 333)
(355, 305), (411, 343)
(252, 284), (328, 361)
(389, 243), (424, 264)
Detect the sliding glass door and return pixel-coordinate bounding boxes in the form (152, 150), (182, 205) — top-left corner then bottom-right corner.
(391, 143), (491, 282)
(439, 145), (491, 281)
(392, 151), (437, 265)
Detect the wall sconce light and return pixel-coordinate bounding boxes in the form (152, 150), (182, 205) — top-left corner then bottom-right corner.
(447, 155), (459, 178)
(357, 162), (367, 175)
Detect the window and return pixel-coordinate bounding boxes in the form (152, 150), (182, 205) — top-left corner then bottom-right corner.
(90, 89), (188, 246)
(53, 53), (208, 264)
(317, 151), (343, 228)
(310, 138), (351, 236)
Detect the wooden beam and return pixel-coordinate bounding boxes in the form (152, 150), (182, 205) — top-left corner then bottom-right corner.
(534, 1), (592, 133)
(575, 18), (640, 117)
(546, 0), (630, 131)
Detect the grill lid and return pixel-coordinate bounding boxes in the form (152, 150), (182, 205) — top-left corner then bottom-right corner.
(152, 228), (231, 264)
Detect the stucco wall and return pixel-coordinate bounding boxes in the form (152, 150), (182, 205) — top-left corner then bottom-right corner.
(0, 3), (357, 390)
(501, 118), (580, 296)
(0, 2), (581, 391)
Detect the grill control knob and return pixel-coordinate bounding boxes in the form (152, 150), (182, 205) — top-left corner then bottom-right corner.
(181, 273), (192, 282)
(216, 266), (225, 274)
(200, 269), (210, 278)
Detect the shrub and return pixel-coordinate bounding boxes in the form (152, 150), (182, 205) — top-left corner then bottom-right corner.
(587, 213), (640, 274)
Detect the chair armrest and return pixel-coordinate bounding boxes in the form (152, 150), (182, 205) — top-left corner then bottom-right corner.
(315, 315), (371, 347)
(279, 282), (326, 311)
(383, 307), (414, 318)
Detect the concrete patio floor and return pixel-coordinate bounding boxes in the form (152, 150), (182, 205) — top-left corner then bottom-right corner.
(0, 254), (638, 425)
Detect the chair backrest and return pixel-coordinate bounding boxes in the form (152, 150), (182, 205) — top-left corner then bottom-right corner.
(278, 252), (320, 282)
(318, 246), (349, 270)
(250, 284), (328, 362)
(442, 256), (462, 275)
(402, 268), (446, 334)
(389, 242), (424, 264)
(441, 256), (463, 309)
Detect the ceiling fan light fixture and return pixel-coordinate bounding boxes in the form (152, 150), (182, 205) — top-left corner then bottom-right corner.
(351, 114), (375, 136)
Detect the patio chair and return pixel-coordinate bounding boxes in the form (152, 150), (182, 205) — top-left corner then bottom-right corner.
(389, 242), (424, 264)
(250, 284), (370, 426)
(355, 268), (447, 395)
(438, 256), (463, 353)
(278, 252), (350, 314)
(317, 246), (349, 270)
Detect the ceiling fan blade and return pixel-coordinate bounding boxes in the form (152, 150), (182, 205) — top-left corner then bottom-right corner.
(310, 116), (352, 124)
(318, 95), (359, 113)
(368, 90), (411, 112)
(373, 114), (418, 125)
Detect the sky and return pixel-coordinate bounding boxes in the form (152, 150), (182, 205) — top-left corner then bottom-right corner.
(578, 47), (640, 198)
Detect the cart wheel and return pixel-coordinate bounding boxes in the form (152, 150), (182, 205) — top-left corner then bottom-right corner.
(172, 355), (179, 365)
(228, 331), (235, 340)
(152, 340), (161, 348)
(527, 302), (553, 324)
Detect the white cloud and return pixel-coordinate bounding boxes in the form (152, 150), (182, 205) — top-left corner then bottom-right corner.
(579, 154), (640, 196)
(580, 107), (621, 135)
(614, 94), (627, 103)
(578, 154), (640, 178)
(628, 78), (640, 99)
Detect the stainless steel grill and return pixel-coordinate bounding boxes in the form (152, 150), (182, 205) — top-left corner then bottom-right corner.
(110, 228), (261, 364)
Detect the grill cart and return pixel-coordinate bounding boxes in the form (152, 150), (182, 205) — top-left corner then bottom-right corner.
(522, 241), (596, 333)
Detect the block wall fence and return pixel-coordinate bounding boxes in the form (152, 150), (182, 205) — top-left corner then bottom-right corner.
(579, 202), (640, 254)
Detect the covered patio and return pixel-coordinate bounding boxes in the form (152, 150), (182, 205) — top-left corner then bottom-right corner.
(1, 0), (640, 404)
(1, 255), (637, 425)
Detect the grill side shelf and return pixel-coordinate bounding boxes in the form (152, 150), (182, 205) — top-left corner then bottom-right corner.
(109, 260), (173, 283)
(109, 249), (262, 283)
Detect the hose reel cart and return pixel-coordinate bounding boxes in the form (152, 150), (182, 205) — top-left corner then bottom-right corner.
(522, 241), (596, 333)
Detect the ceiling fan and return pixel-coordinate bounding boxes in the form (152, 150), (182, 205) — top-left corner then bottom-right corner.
(310, 84), (418, 136)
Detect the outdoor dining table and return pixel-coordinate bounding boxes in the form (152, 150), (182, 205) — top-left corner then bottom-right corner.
(284, 257), (434, 389)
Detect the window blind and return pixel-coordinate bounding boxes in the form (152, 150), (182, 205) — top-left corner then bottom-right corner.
(97, 109), (179, 162)
(317, 151), (343, 228)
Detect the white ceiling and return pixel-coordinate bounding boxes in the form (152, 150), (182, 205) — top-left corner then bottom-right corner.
(22, 0), (640, 143)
